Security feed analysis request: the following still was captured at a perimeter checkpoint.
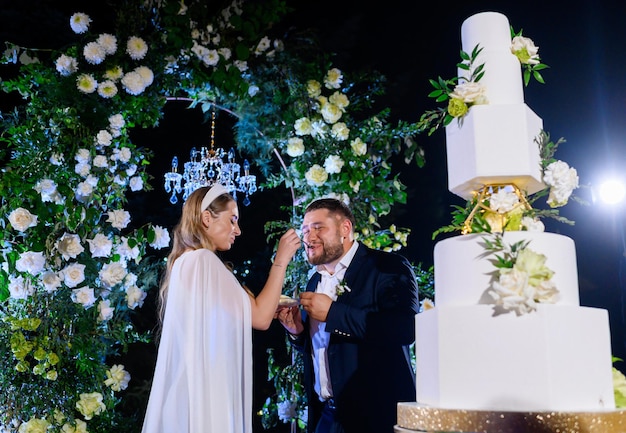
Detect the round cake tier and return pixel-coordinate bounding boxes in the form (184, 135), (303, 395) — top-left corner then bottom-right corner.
(433, 232), (580, 308)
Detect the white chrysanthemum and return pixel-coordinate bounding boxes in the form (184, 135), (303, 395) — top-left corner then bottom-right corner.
(126, 36), (148, 60)
(324, 68), (343, 89)
(76, 73), (97, 93)
(8, 207), (38, 232)
(135, 66), (154, 86)
(55, 232), (85, 261)
(294, 117), (312, 136)
(71, 286), (96, 309)
(70, 13), (91, 34)
(62, 262), (86, 288)
(331, 122), (349, 141)
(107, 209), (130, 230)
(286, 137), (305, 157)
(16, 251), (46, 276)
(121, 71), (145, 95)
(41, 271), (62, 293)
(83, 41), (106, 65)
(104, 66), (124, 81)
(129, 176), (143, 192)
(305, 164), (328, 187)
(97, 80), (118, 98)
(96, 130), (113, 146)
(324, 155), (344, 174)
(8, 275), (33, 299)
(55, 54), (78, 76)
(97, 33), (118, 55)
(150, 225), (171, 249)
(87, 233), (113, 258)
(350, 137), (367, 156)
(104, 364), (131, 392)
(97, 300), (115, 322)
(99, 262), (127, 288)
(126, 285), (146, 309)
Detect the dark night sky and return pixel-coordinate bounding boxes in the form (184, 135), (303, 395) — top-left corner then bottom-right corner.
(2, 0), (626, 361)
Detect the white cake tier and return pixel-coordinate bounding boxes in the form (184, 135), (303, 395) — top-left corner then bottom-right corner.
(445, 103), (544, 200)
(458, 12), (524, 105)
(415, 304), (615, 412)
(434, 232), (580, 308)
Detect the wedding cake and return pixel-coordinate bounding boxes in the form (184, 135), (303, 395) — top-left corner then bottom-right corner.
(412, 11), (615, 414)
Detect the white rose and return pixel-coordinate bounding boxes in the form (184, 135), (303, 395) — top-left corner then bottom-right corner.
(521, 216), (545, 232)
(75, 392), (105, 419)
(286, 137), (305, 157)
(8, 208), (38, 232)
(449, 81), (488, 104)
(306, 79), (321, 98)
(96, 130), (113, 146)
(99, 262), (127, 288)
(320, 101), (342, 124)
(41, 271), (62, 293)
(97, 300), (115, 322)
(62, 263), (86, 288)
(71, 287), (96, 309)
(310, 119), (329, 139)
(16, 251), (46, 276)
(126, 285), (147, 309)
(55, 233), (84, 261)
(324, 68), (343, 89)
(75, 148), (91, 163)
(108, 114), (125, 130)
(129, 176), (143, 192)
(150, 225), (171, 249)
(329, 91), (349, 110)
(8, 275), (34, 300)
(350, 137), (367, 156)
(104, 364), (131, 392)
(294, 117), (312, 136)
(87, 233), (113, 258)
(305, 164), (328, 187)
(331, 122), (350, 141)
(544, 160), (579, 207)
(107, 210), (131, 230)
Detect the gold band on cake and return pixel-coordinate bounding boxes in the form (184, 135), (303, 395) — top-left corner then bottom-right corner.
(396, 403), (626, 433)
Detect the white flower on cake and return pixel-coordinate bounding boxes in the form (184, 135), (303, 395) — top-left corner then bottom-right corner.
(485, 234), (559, 315)
(489, 189), (519, 214)
(543, 160), (579, 207)
(511, 35), (540, 65)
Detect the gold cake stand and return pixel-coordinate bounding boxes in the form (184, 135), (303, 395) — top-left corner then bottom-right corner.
(395, 402), (626, 433)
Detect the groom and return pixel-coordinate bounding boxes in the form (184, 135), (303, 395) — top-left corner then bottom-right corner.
(277, 198), (418, 433)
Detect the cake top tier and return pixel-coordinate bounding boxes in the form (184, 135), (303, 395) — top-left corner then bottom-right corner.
(458, 11), (524, 105)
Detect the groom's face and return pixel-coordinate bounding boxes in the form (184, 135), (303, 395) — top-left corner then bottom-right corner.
(301, 209), (344, 266)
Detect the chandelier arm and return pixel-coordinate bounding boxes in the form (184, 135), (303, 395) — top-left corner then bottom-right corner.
(165, 96), (298, 209)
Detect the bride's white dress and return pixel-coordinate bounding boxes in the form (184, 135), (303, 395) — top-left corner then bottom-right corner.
(141, 249), (252, 433)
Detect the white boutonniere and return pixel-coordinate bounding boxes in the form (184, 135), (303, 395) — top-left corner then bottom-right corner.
(336, 280), (351, 297)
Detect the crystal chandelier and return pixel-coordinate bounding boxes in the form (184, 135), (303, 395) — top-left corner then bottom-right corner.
(164, 106), (257, 206)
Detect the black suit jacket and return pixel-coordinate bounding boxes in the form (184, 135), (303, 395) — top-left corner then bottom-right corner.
(292, 243), (419, 433)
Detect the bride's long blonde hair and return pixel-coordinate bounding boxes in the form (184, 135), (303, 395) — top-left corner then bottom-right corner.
(157, 186), (234, 325)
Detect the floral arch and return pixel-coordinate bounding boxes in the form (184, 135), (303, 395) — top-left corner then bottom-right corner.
(0, 1), (428, 432)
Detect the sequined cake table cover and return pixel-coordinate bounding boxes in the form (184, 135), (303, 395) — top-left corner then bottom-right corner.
(395, 402), (626, 433)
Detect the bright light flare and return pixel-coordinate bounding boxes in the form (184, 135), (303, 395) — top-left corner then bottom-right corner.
(598, 179), (626, 205)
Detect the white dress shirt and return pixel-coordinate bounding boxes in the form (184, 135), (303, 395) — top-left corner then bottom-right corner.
(310, 241), (359, 401)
